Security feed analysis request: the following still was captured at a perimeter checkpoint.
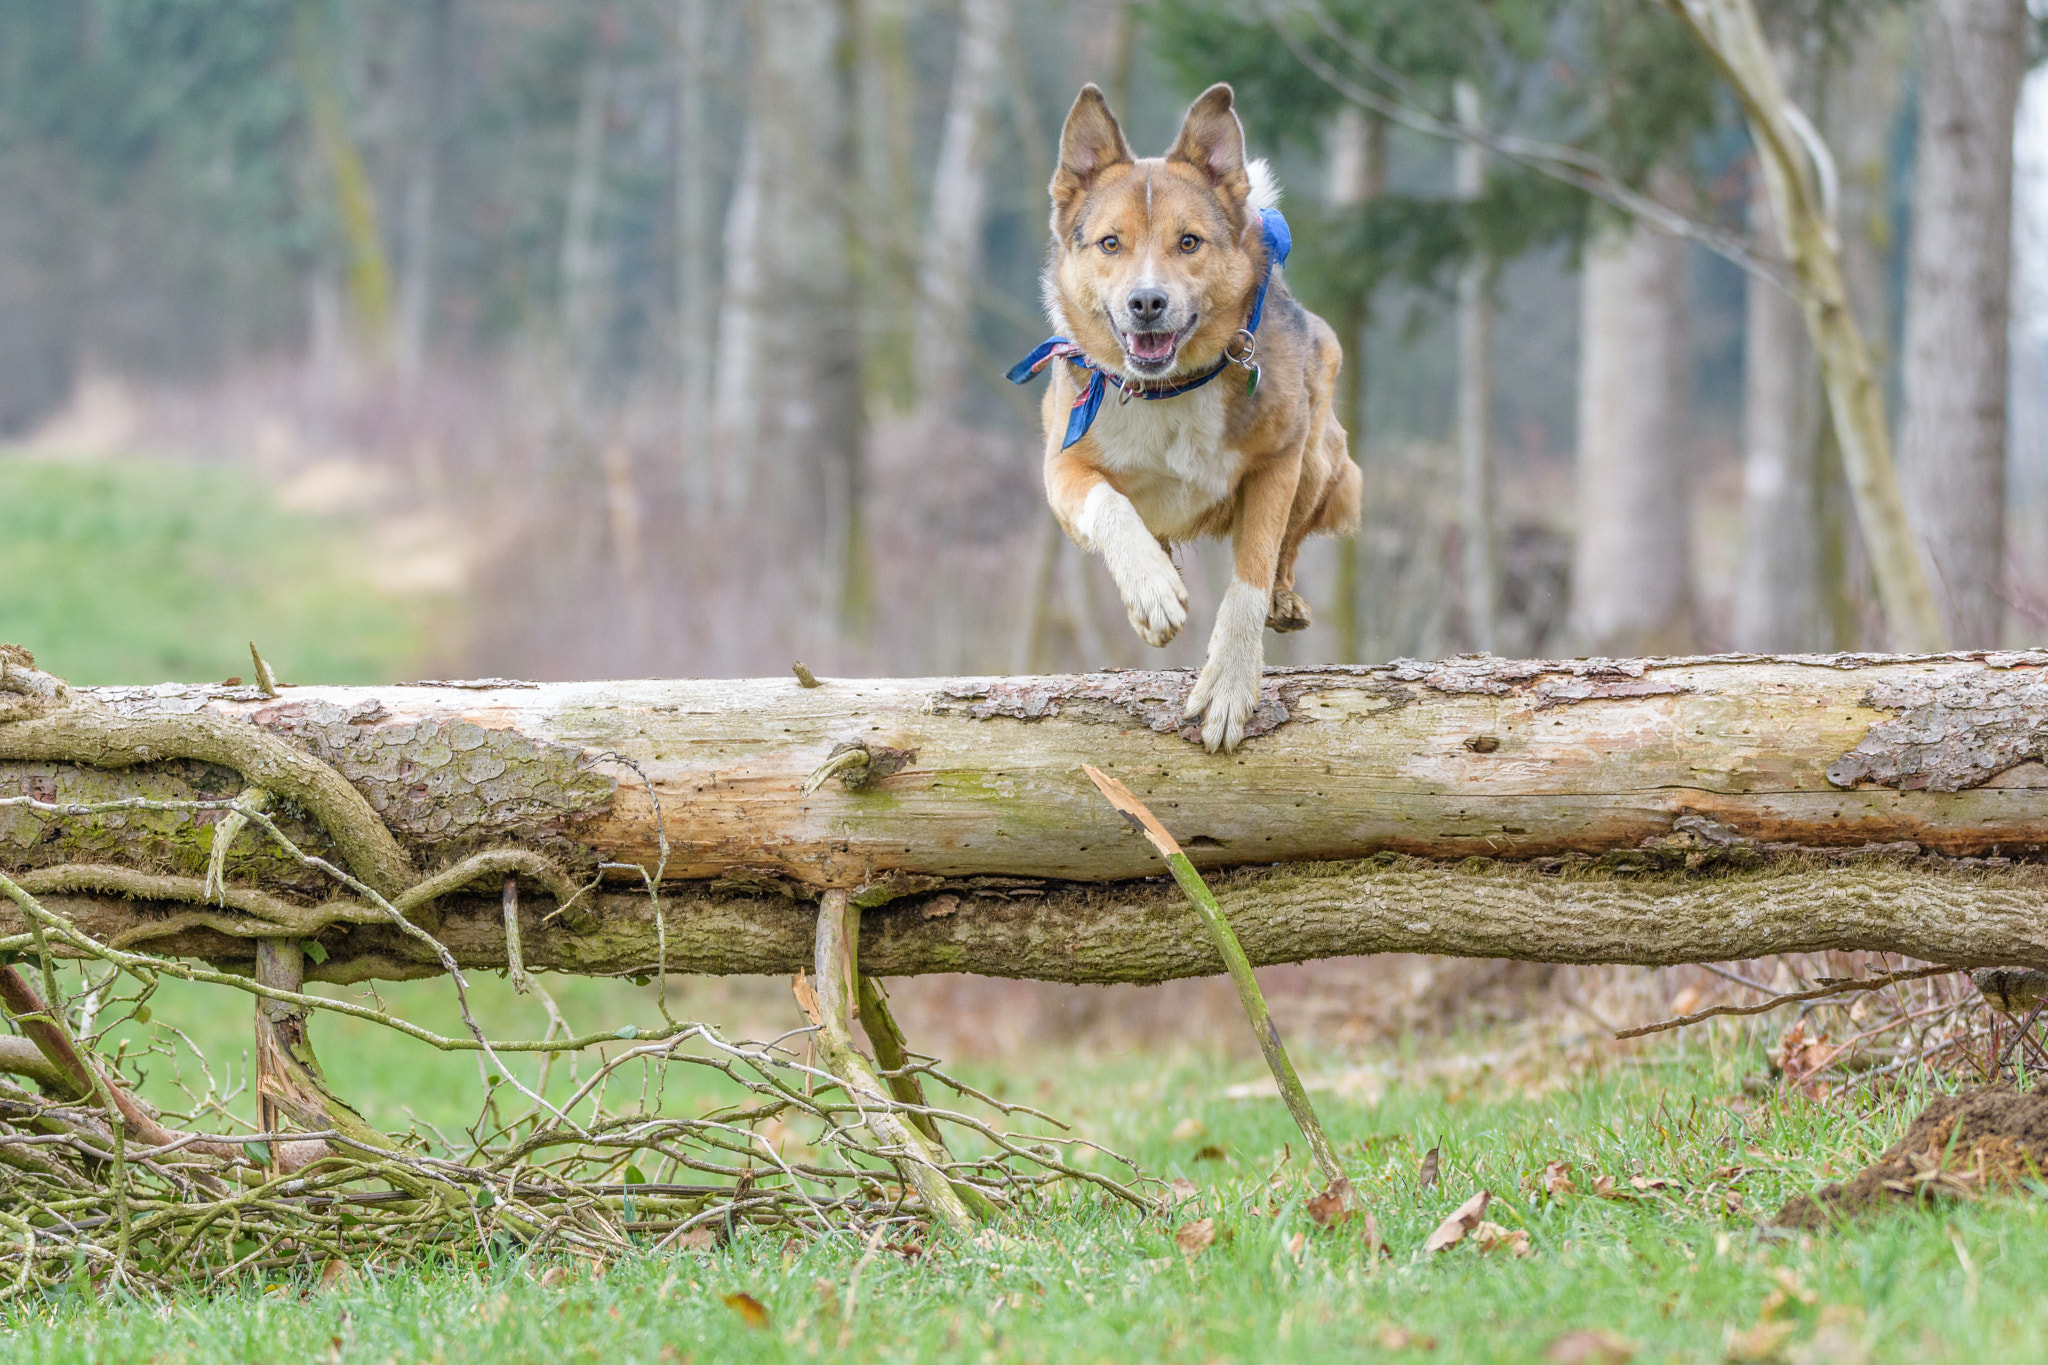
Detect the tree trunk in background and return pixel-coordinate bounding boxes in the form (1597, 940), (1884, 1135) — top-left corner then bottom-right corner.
(394, 0), (450, 382)
(559, 49), (610, 417)
(712, 118), (763, 511)
(1325, 106), (1381, 665)
(1571, 209), (1694, 655)
(1453, 81), (1497, 654)
(1898, 0), (2025, 648)
(915, 0), (1009, 404)
(674, 0), (716, 507)
(1733, 170), (1824, 650)
(856, 0), (920, 412)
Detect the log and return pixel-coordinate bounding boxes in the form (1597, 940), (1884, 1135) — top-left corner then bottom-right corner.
(3, 650), (2046, 982)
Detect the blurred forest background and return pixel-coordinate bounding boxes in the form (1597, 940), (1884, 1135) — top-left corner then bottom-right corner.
(0, 0), (2044, 691)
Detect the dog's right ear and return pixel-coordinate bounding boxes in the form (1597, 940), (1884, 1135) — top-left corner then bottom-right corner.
(1052, 85), (1133, 218)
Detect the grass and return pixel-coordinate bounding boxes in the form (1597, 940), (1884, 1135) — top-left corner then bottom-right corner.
(8, 969), (2048, 1364)
(0, 452), (439, 686)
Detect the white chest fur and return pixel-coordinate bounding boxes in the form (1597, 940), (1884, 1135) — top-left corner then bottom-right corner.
(1088, 383), (1236, 540)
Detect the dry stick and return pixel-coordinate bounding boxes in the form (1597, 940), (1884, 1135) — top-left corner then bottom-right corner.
(794, 891), (990, 1233)
(1081, 765), (1348, 1188)
(1614, 964), (1961, 1039)
(854, 976), (944, 1148)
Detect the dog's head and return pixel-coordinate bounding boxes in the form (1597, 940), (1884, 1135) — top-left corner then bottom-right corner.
(1043, 83), (1274, 382)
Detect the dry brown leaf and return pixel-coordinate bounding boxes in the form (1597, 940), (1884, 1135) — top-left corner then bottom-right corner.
(1422, 1189), (1491, 1253)
(1305, 1175), (1355, 1228)
(1545, 1329), (1639, 1364)
(1284, 1230), (1305, 1261)
(1418, 1146), (1441, 1190)
(1725, 1319), (1797, 1362)
(1167, 1176), (1199, 1208)
(1174, 1218), (1217, 1258)
(537, 1265), (574, 1288)
(317, 1258), (350, 1291)
(1541, 1161), (1576, 1197)
(1629, 1175), (1676, 1191)
(672, 1228), (717, 1251)
(1170, 1117), (1206, 1142)
(1473, 1221), (1533, 1258)
(1193, 1144), (1227, 1162)
(1590, 1174), (1632, 1199)
(722, 1291), (770, 1330)
(1377, 1324), (1437, 1351)
(1668, 985), (1705, 1016)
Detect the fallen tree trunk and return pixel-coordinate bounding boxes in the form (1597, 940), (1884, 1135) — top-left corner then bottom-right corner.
(3, 649), (2045, 982)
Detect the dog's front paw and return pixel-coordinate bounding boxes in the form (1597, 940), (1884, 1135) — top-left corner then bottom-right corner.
(1187, 579), (1269, 751)
(1267, 587), (1312, 633)
(1184, 657), (1261, 752)
(1117, 555), (1188, 648)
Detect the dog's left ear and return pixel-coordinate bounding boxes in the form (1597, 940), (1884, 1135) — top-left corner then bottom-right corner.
(1167, 84), (1250, 203)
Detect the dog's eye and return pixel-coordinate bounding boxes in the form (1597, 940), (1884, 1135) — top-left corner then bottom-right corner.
(1099, 235), (1120, 254)
(1180, 234), (1201, 253)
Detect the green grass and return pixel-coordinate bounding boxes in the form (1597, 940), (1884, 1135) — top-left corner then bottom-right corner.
(10, 977), (2048, 1365)
(0, 452), (438, 685)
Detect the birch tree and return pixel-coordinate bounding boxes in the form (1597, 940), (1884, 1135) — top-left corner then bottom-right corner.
(1570, 201), (1696, 656)
(1453, 80), (1498, 653)
(1897, 0), (2026, 648)
(915, 0), (1009, 404)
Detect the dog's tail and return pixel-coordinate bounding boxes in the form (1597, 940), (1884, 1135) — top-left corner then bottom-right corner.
(1246, 158), (1282, 214)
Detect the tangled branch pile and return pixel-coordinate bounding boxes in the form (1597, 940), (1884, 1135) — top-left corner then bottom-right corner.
(0, 649), (1143, 1301)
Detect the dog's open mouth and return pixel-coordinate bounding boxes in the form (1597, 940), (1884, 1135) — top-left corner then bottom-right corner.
(1119, 320), (1194, 372)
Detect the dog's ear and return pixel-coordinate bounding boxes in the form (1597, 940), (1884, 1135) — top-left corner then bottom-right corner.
(1166, 83), (1250, 203)
(1052, 85), (1133, 214)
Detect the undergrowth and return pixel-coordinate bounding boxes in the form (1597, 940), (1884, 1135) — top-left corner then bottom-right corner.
(9, 999), (2048, 1365)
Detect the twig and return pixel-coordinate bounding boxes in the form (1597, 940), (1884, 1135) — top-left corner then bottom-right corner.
(1081, 765), (1348, 1188)
(1615, 964), (1960, 1039)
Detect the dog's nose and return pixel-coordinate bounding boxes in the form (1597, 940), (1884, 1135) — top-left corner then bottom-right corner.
(1126, 288), (1170, 326)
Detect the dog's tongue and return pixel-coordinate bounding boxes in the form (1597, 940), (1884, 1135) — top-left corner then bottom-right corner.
(1125, 331), (1176, 362)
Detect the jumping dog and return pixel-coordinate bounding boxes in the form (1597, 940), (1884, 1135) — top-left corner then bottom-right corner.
(1011, 83), (1361, 752)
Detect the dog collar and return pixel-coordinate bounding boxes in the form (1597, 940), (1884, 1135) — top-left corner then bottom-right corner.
(1007, 207), (1291, 450)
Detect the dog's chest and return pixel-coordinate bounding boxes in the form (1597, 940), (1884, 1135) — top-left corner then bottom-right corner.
(1091, 385), (1236, 538)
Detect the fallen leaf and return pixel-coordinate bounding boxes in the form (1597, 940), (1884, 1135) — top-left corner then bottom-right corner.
(1193, 1144), (1226, 1161)
(722, 1291), (770, 1330)
(1541, 1161), (1577, 1197)
(672, 1228), (717, 1251)
(1285, 1230), (1305, 1260)
(1474, 1221), (1533, 1258)
(1590, 1174), (1631, 1199)
(1167, 1176), (1199, 1208)
(1170, 1117), (1206, 1142)
(1422, 1189), (1491, 1253)
(317, 1258), (350, 1291)
(1668, 985), (1705, 1016)
(537, 1265), (573, 1288)
(1418, 1146), (1441, 1190)
(1305, 1175), (1355, 1228)
(1377, 1324), (1437, 1351)
(1545, 1329), (1638, 1364)
(1726, 1319), (1797, 1361)
(1174, 1218), (1216, 1258)
(1629, 1175), (1675, 1192)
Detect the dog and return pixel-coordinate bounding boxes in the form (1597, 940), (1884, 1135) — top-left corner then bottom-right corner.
(1010, 83), (1360, 752)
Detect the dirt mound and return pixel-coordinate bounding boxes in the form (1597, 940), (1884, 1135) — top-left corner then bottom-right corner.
(1777, 1085), (2048, 1228)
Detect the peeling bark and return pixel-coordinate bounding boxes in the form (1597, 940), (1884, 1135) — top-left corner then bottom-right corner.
(4, 654), (2047, 982)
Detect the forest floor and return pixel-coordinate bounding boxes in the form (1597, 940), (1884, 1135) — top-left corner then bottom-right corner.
(5, 968), (2047, 1365)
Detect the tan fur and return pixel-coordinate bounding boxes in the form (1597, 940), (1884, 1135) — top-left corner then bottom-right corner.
(1035, 83), (1361, 751)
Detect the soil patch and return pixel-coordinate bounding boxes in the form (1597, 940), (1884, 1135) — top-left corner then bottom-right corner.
(1777, 1085), (2048, 1228)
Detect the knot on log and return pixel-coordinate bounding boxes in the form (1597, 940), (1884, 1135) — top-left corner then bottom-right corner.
(0, 646), (70, 724)
(801, 741), (916, 795)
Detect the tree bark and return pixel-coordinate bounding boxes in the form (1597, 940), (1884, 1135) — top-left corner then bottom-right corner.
(4, 652), (2046, 981)
(1897, 0), (2025, 648)
(1454, 81), (1497, 654)
(1732, 172), (1824, 651)
(1571, 204), (1695, 655)
(914, 0), (1008, 403)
